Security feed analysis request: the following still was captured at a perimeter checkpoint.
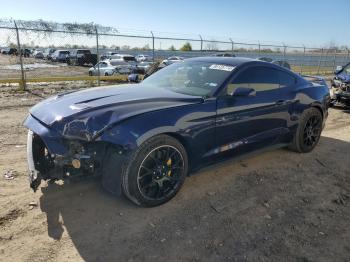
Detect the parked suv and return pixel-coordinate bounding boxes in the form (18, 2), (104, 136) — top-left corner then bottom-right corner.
(67, 49), (97, 66)
(51, 50), (70, 62)
(1, 47), (18, 55)
(21, 48), (31, 57)
(43, 48), (56, 60)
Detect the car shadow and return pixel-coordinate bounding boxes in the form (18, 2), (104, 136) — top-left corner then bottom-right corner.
(39, 136), (350, 261)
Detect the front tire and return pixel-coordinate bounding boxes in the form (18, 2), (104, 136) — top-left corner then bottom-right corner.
(122, 135), (188, 207)
(289, 107), (323, 153)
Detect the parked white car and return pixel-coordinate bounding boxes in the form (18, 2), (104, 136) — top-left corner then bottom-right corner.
(136, 61), (155, 73)
(136, 54), (152, 62)
(43, 48), (56, 60)
(110, 54), (137, 64)
(88, 61), (117, 76)
(89, 60), (136, 76)
(161, 56), (184, 65)
(110, 60), (136, 74)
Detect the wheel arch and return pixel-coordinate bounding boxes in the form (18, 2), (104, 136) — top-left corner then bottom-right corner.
(161, 132), (194, 169)
(133, 130), (194, 169)
(310, 103), (324, 120)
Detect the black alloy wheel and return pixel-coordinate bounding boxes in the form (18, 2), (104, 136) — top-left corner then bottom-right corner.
(137, 145), (184, 201)
(302, 115), (322, 148)
(121, 135), (188, 206)
(289, 107), (323, 153)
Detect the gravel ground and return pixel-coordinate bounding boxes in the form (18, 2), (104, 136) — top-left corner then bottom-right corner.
(0, 54), (87, 79)
(0, 86), (349, 262)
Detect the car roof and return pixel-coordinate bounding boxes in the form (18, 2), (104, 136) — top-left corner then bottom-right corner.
(186, 56), (302, 78)
(186, 56), (256, 66)
(111, 54), (134, 57)
(100, 60), (112, 65)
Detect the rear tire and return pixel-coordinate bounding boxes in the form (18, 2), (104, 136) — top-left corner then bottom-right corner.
(289, 107), (323, 153)
(121, 135), (188, 207)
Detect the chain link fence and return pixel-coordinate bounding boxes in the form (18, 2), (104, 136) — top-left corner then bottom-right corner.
(0, 19), (349, 90)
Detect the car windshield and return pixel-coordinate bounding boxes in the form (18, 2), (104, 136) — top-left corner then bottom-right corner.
(78, 50), (90, 54)
(142, 61), (235, 97)
(123, 56), (136, 62)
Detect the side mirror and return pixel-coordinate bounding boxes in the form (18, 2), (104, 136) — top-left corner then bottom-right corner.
(128, 73), (139, 83)
(334, 65), (343, 74)
(231, 87), (256, 97)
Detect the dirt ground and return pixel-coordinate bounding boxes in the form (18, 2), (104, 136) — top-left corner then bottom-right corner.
(0, 86), (350, 262)
(0, 54), (87, 79)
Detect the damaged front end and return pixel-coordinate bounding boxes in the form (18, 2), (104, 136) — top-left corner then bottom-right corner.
(23, 84), (202, 194)
(24, 114), (128, 194)
(26, 129), (104, 191)
(331, 79), (350, 105)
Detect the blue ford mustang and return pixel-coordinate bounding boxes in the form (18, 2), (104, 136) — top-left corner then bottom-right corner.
(24, 57), (330, 206)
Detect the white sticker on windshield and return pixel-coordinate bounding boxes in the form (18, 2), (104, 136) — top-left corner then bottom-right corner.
(209, 64), (235, 72)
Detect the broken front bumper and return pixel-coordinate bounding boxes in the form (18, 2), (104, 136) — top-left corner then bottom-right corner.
(24, 114), (128, 194)
(26, 130), (41, 191)
(330, 82), (350, 104)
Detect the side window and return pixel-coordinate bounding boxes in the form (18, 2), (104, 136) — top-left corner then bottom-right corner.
(278, 71), (296, 88)
(227, 66), (280, 95)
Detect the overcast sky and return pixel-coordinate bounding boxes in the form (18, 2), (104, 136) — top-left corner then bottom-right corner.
(1, 0), (349, 47)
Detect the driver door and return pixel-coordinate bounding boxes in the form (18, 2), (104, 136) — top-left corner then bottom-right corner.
(215, 66), (294, 156)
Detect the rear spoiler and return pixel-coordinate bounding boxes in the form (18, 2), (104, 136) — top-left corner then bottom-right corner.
(301, 75), (328, 87)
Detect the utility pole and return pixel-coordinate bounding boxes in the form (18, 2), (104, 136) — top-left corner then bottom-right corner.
(14, 20), (26, 91)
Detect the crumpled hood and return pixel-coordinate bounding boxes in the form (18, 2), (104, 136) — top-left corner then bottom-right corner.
(27, 84), (203, 140)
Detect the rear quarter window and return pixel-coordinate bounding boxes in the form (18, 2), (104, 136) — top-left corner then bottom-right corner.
(227, 66), (280, 94)
(278, 71), (296, 88)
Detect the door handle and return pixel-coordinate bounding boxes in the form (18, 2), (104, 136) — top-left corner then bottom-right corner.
(275, 100), (286, 105)
(275, 99), (299, 106)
